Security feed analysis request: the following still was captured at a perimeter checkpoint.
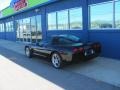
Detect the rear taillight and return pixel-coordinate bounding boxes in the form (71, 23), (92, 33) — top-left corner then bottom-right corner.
(97, 44), (100, 47)
(73, 48), (79, 53)
(93, 44), (100, 48)
(79, 47), (84, 52)
(73, 48), (84, 53)
(93, 45), (97, 48)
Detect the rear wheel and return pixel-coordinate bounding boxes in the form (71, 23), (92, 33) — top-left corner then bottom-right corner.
(25, 47), (33, 58)
(51, 52), (63, 69)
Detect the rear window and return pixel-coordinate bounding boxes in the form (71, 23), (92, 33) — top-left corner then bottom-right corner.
(59, 38), (75, 44)
(63, 35), (80, 43)
(52, 35), (81, 45)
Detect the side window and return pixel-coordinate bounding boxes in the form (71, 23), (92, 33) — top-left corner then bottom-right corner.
(52, 37), (71, 45)
(52, 37), (59, 45)
(59, 38), (73, 44)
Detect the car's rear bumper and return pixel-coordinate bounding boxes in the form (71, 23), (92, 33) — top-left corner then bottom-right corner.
(72, 53), (100, 61)
(62, 46), (101, 62)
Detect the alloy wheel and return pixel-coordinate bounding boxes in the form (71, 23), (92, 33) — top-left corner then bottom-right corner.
(51, 53), (62, 68)
(25, 48), (30, 57)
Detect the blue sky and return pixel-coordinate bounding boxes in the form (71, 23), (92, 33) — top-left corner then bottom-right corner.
(0, 0), (11, 10)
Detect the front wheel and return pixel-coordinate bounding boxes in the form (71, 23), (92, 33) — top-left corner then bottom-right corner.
(25, 47), (33, 58)
(51, 52), (63, 69)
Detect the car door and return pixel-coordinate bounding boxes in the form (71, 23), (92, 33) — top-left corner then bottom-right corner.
(33, 41), (51, 57)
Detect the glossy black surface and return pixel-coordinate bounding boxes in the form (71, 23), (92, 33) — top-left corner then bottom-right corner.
(25, 35), (101, 62)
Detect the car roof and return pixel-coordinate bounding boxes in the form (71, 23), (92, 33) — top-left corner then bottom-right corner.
(52, 34), (77, 38)
(46, 34), (80, 42)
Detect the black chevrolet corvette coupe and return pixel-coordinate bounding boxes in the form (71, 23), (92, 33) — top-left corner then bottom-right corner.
(25, 35), (101, 68)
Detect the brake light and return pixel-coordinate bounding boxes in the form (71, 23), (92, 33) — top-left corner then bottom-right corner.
(73, 48), (79, 53)
(97, 44), (100, 47)
(93, 44), (100, 48)
(93, 45), (97, 48)
(79, 47), (84, 52)
(73, 48), (84, 53)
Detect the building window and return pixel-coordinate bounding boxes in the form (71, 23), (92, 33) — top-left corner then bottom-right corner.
(115, 1), (120, 29)
(6, 21), (14, 32)
(6, 23), (8, 32)
(36, 15), (42, 42)
(69, 8), (82, 29)
(90, 0), (120, 30)
(19, 20), (24, 41)
(16, 20), (20, 41)
(22, 18), (31, 42)
(90, 2), (113, 29)
(16, 15), (42, 43)
(57, 10), (69, 30)
(0, 23), (5, 32)
(8, 22), (11, 32)
(0, 24), (2, 32)
(31, 16), (37, 43)
(9, 22), (13, 32)
(47, 7), (83, 30)
(0, 24), (4, 32)
(2, 24), (5, 32)
(48, 13), (57, 30)
(9, 22), (14, 32)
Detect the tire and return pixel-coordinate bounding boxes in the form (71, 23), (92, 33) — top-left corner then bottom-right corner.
(25, 47), (33, 58)
(51, 52), (63, 69)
